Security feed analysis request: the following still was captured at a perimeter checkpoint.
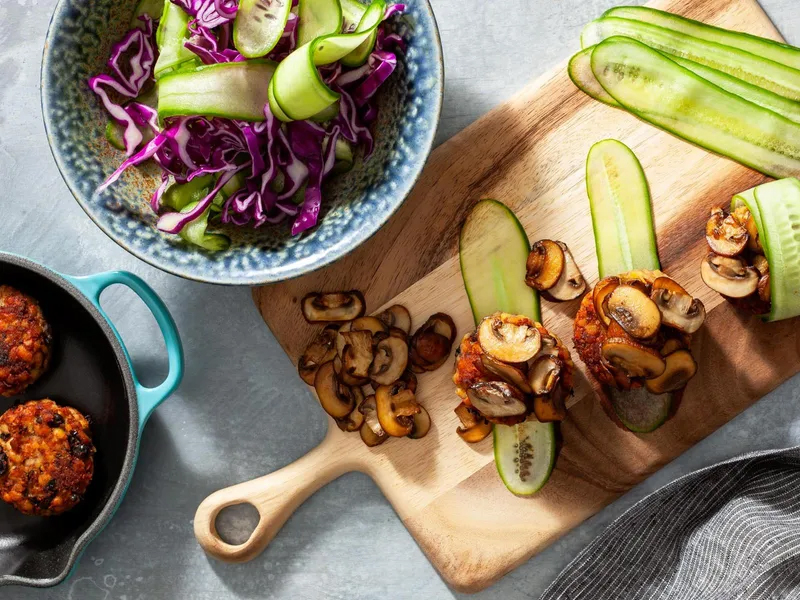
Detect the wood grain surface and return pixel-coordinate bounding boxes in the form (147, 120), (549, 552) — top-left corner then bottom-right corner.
(241, 0), (798, 592)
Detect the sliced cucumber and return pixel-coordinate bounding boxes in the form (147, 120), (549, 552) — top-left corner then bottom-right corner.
(270, 0), (386, 121)
(297, 0), (343, 47)
(234, 0), (293, 58)
(105, 121), (127, 151)
(154, 1), (198, 79)
(583, 17), (800, 103)
(586, 139), (659, 279)
(459, 200), (555, 495)
(609, 387), (671, 434)
(590, 37), (800, 179)
(754, 178), (800, 322)
(603, 6), (800, 71)
(571, 46), (800, 125)
(341, 0), (367, 30)
(158, 61), (277, 121)
(493, 421), (556, 496)
(179, 201), (231, 251)
(162, 175), (214, 211)
(341, 0), (378, 68)
(568, 47), (617, 107)
(131, 0), (164, 26)
(459, 199), (541, 324)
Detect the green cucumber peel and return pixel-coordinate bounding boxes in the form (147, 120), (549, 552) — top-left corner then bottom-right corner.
(602, 6), (800, 71)
(586, 139), (660, 279)
(609, 387), (671, 433)
(341, 0), (367, 30)
(162, 175), (215, 211)
(154, 1), (198, 79)
(132, 0), (165, 27)
(341, 0), (379, 67)
(590, 37), (800, 179)
(269, 0), (386, 121)
(582, 17), (800, 103)
(297, 0), (343, 46)
(459, 200), (555, 495)
(158, 61), (277, 121)
(571, 45), (800, 125)
(235, 0), (293, 59)
(753, 178), (800, 322)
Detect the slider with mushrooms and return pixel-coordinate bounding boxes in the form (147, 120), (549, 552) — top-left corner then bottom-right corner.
(573, 270), (705, 431)
(298, 293), (454, 447)
(452, 312), (575, 442)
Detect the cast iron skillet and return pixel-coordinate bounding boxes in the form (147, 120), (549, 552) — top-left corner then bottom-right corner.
(0, 252), (183, 588)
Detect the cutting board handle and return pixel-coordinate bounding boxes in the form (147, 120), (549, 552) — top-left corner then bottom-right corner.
(194, 426), (355, 563)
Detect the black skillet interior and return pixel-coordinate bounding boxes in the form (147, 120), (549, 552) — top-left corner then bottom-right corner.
(0, 259), (134, 585)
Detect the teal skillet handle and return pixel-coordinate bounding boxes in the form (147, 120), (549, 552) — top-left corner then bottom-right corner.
(64, 271), (184, 430)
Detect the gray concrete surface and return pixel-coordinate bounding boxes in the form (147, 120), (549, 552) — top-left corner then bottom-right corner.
(2, 0), (800, 598)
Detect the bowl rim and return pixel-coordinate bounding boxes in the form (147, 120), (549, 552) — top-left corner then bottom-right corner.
(0, 252), (139, 588)
(40, 0), (444, 286)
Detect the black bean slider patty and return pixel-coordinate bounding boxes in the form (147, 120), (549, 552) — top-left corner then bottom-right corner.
(0, 399), (95, 516)
(0, 285), (52, 397)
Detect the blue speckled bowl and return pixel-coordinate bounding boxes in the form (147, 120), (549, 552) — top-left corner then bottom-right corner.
(41, 1), (443, 285)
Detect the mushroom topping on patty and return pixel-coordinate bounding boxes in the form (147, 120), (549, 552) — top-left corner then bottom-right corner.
(478, 313), (541, 363)
(528, 356), (563, 396)
(481, 354), (533, 394)
(605, 284), (662, 340)
(302, 291), (366, 323)
(602, 337), (667, 379)
(705, 207), (749, 257)
(701, 254), (759, 298)
(645, 350), (698, 394)
(466, 381), (528, 419)
(454, 403), (492, 443)
(650, 277), (706, 334)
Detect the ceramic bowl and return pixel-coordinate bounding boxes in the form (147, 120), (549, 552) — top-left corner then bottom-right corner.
(41, 0), (443, 285)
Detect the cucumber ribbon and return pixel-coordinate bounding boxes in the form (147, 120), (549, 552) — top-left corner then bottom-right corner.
(269, 0), (388, 121)
(732, 178), (800, 322)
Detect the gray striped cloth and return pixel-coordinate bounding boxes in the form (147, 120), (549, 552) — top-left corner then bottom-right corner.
(541, 448), (800, 600)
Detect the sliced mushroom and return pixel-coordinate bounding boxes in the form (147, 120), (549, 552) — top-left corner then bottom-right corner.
(298, 324), (338, 385)
(706, 208), (748, 257)
(593, 277), (620, 326)
(700, 253), (759, 298)
(375, 385), (421, 437)
(314, 361), (355, 418)
(336, 387), (366, 432)
(477, 314), (541, 363)
(359, 394), (384, 436)
(528, 356), (563, 395)
(369, 336), (409, 386)
(758, 273), (771, 303)
(601, 337), (667, 379)
(336, 321), (353, 356)
(645, 349), (697, 394)
(360, 421), (388, 447)
(454, 402), (493, 443)
(605, 284), (662, 340)
(408, 406), (431, 439)
(376, 305), (412, 334)
(533, 386), (568, 422)
(340, 330), (374, 379)
(398, 370), (417, 393)
(302, 291), (366, 323)
(525, 240), (565, 291)
(733, 205), (763, 253)
(351, 316), (389, 336)
(660, 337), (685, 357)
(466, 381), (528, 419)
(753, 254), (769, 277)
(544, 242), (586, 301)
(481, 354), (533, 394)
(536, 334), (560, 359)
(334, 353), (369, 386)
(419, 313), (457, 345)
(388, 327), (409, 342)
(650, 277), (706, 334)
(410, 331), (451, 370)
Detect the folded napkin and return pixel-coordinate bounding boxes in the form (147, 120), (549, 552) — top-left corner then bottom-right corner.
(541, 448), (800, 600)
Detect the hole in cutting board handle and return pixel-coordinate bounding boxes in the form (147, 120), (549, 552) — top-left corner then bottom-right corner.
(214, 502), (261, 546)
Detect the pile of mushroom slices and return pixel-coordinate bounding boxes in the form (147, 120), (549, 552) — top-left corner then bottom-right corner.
(591, 272), (706, 394)
(452, 313), (575, 443)
(700, 206), (771, 313)
(525, 240), (587, 301)
(299, 291), (456, 448)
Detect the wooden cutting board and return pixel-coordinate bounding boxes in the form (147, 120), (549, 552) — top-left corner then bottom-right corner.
(199, 0), (800, 593)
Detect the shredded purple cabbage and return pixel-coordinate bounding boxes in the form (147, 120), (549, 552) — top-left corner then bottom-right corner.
(91, 3), (406, 239)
